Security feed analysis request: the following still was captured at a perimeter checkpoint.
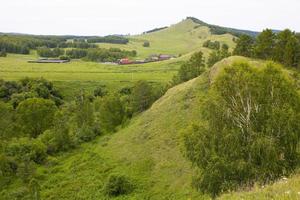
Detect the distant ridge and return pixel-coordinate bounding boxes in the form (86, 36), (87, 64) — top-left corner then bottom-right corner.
(187, 17), (260, 37)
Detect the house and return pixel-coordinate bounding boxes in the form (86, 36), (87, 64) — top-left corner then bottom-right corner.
(119, 58), (132, 65)
(158, 54), (172, 60)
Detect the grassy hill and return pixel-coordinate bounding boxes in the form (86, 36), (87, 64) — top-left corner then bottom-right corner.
(3, 56), (300, 200)
(100, 18), (236, 59)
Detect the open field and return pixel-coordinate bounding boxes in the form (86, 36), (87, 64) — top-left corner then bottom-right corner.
(0, 53), (183, 99)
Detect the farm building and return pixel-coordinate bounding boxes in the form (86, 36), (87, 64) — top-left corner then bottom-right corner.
(28, 59), (70, 63)
(159, 54), (172, 60)
(118, 58), (132, 65)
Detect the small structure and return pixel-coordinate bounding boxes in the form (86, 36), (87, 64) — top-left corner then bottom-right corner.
(158, 54), (172, 61)
(118, 58), (132, 65)
(28, 59), (70, 63)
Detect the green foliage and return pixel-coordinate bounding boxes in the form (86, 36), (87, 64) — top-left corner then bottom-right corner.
(273, 29), (300, 67)
(143, 41), (150, 47)
(17, 98), (57, 138)
(203, 40), (220, 50)
(37, 47), (65, 58)
(0, 50), (7, 57)
(0, 78), (63, 107)
(173, 51), (205, 84)
(93, 85), (108, 97)
(234, 29), (300, 68)
(233, 34), (254, 57)
(0, 102), (15, 139)
(253, 29), (276, 59)
(66, 49), (87, 59)
(207, 44), (231, 67)
(5, 138), (47, 164)
(86, 48), (136, 62)
(59, 55), (70, 61)
(38, 110), (73, 154)
(97, 94), (126, 132)
(86, 35), (129, 44)
(183, 62), (300, 197)
(130, 81), (154, 113)
(28, 178), (41, 200)
(104, 174), (134, 196)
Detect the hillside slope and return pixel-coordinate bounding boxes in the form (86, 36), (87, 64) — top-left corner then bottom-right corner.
(99, 18), (236, 59)
(3, 56), (300, 200)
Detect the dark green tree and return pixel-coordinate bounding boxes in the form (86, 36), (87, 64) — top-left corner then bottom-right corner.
(233, 34), (254, 57)
(254, 29), (276, 59)
(174, 51), (205, 83)
(16, 98), (57, 138)
(131, 81), (154, 113)
(98, 94), (126, 132)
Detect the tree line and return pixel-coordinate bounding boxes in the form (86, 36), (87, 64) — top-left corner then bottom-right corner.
(86, 35), (129, 44)
(233, 29), (300, 68)
(37, 47), (137, 62)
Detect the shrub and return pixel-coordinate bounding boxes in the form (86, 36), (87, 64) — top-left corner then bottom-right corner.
(75, 124), (97, 142)
(104, 174), (134, 196)
(5, 138), (47, 164)
(143, 41), (150, 47)
(0, 50), (7, 57)
(59, 55), (70, 61)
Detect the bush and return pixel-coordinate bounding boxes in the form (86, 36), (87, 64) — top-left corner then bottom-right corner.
(5, 138), (47, 164)
(17, 98), (57, 138)
(183, 62), (300, 197)
(0, 50), (7, 57)
(75, 124), (97, 142)
(59, 55), (70, 61)
(98, 94), (126, 132)
(104, 174), (134, 196)
(143, 41), (150, 47)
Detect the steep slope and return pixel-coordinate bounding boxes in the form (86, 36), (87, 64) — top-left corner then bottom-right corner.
(99, 18), (236, 59)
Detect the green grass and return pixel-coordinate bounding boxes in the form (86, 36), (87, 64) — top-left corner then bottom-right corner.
(2, 56), (300, 200)
(100, 19), (235, 59)
(0, 53), (182, 99)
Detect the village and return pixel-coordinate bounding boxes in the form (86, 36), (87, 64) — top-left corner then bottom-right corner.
(118, 54), (175, 65)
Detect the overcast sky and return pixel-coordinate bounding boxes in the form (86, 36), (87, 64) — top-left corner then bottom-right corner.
(1, 0), (299, 36)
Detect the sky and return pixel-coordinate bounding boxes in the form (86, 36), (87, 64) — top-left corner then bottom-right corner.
(1, 0), (299, 36)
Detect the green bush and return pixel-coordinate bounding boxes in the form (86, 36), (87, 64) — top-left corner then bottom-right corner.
(75, 124), (97, 142)
(143, 41), (150, 47)
(104, 174), (134, 196)
(5, 138), (47, 164)
(183, 62), (300, 198)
